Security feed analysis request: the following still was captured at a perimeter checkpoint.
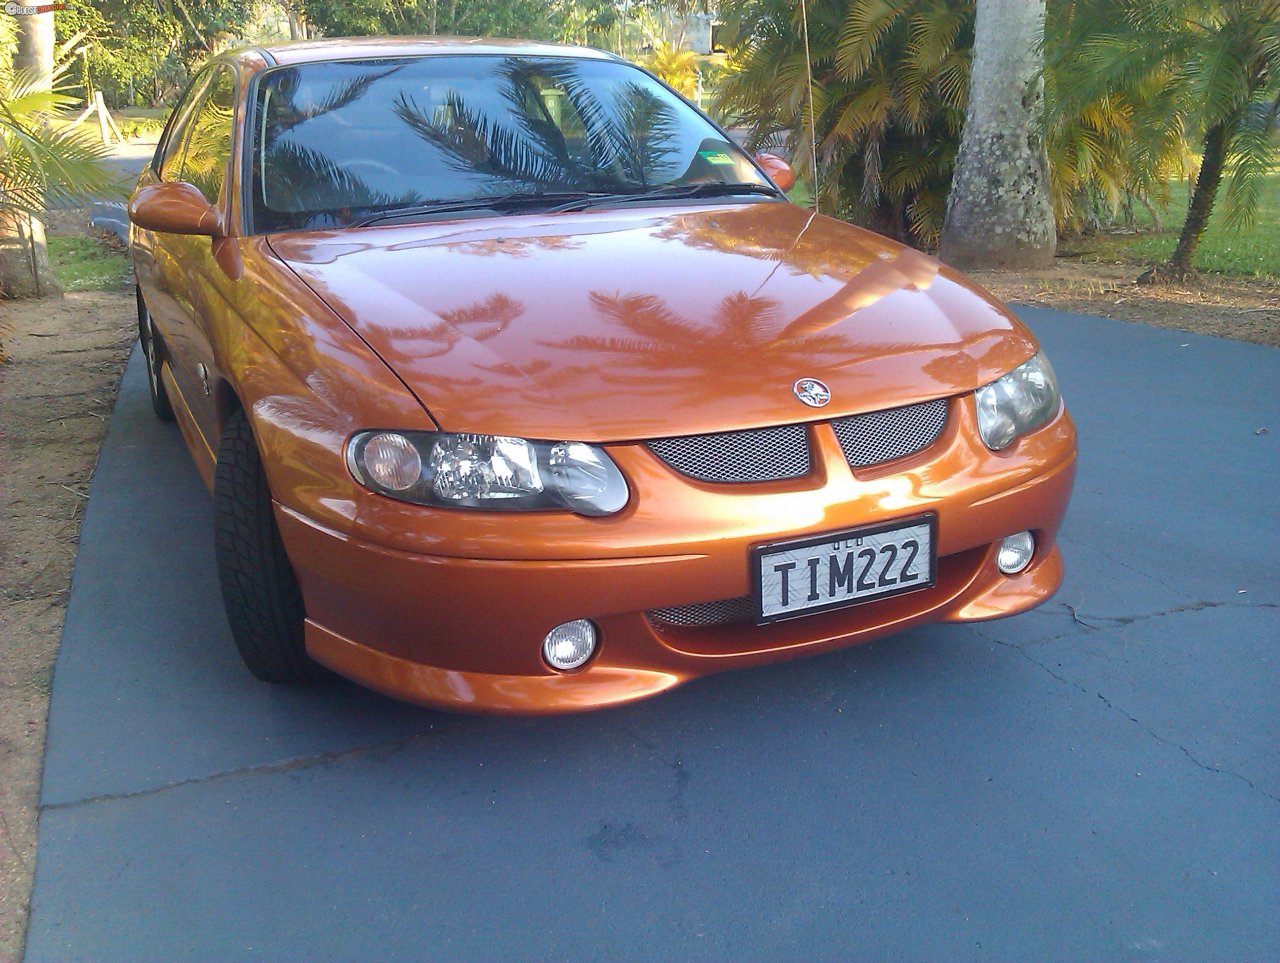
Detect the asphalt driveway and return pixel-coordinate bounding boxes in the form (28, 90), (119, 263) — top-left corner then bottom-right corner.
(24, 307), (1278, 960)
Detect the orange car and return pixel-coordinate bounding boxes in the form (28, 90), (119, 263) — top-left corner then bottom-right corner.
(128, 38), (1076, 714)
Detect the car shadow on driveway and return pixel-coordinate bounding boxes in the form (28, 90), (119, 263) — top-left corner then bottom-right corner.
(25, 308), (1279, 960)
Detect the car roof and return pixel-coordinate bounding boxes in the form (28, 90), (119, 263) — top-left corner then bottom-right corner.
(233, 36), (622, 69)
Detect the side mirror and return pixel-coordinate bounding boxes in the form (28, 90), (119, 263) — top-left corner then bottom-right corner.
(129, 182), (225, 237)
(754, 152), (796, 193)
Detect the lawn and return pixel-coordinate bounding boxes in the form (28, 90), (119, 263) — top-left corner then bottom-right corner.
(49, 106), (169, 140)
(1083, 172), (1280, 279)
(47, 235), (132, 292)
(115, 107), (170, 140)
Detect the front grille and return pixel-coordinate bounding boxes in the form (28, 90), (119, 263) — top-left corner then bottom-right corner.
(832, 399), (948, 467)
(648, 398), (949, 484)
(648, 424), (810, 484)
(649, 597), (755, 628)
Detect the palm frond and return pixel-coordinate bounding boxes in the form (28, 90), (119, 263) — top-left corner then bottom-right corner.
(836, 0), (904, 80)
(1220, 98), (1280, 230)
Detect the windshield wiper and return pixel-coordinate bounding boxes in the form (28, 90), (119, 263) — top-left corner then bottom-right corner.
(352, 183), (781, 226)
(354, 191), (605, 227)
(545, 182), (781, 214)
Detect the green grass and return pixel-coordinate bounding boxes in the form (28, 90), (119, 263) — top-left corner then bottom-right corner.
(49, 106), (169, 140)
(116, 107), (169, 120)
(47, 235), (132, 292)
(115, 108), (169, 140)
(1084, 172), (1280, 279)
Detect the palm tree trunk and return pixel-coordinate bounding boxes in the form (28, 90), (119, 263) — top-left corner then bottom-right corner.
(12, 9), (53, 82)
(938, 0), (1056, 270)
(1141, 121), (1229, 283)
(2, 11), (61, 299)
(0, 214), (61, 299)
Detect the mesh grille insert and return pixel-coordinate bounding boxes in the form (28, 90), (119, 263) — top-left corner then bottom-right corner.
(649, 597), (755, 628)
(832, 399), (949, 467)
(648, 424), (810, 484)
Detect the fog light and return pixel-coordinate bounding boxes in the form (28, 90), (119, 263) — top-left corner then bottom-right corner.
(542, 619), (598, 671)
(997, 531), (1035, 575)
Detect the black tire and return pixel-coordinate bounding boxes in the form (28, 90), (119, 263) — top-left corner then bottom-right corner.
(213, 408), (320, 683)
(136, 288), (175, 422)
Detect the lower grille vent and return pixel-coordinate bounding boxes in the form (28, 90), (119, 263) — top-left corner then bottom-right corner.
(649, 597), (755, 628)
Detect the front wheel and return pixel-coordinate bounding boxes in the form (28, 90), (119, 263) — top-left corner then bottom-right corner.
(136, 288), (174, 422)
(213, 408), (320, 683)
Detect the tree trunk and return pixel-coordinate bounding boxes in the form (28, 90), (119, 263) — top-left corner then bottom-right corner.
(938, 0), (1056, 270)
(2, 11), (62, 300)
(12, 9), (54, 84)
(0, 214), (62, 300)
(170, 0), (214, 52)
(1139, 121), (1229, 284)
(286, 3), (311, 40)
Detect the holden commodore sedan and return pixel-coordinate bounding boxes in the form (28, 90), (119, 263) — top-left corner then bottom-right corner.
(128, 37), (1076, 714)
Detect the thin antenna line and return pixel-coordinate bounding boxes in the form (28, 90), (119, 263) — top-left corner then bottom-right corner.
(798, 0), (820, 214)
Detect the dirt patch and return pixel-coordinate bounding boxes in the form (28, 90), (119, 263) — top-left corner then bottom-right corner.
(0, 229), (1274, 961)
(968, 259), (1279, 347)
(0, 288), (135, 961)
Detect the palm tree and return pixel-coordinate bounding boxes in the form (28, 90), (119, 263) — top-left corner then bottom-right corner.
(1043, 9), (1195, 236)
(715, 0), (973, 246)
(647, 42), (700, 98)
(1, 20), (117, 307)
(1057, 0), (1280, 282)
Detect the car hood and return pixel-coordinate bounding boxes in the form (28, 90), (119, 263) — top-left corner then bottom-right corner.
(268, 202), (1038, 442)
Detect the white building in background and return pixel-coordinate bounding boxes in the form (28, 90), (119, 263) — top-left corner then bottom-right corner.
(650, 7), (723, 55)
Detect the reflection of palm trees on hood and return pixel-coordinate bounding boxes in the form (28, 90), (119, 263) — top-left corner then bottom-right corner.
(450, 235), (584, 259)
(777, 247), (939, 340)
(370, 293), (527, 362)
(392, 58), (683, 191)
(545, 290), (881, 404)
(650, 207), (941, 340)
(655, 206), (892, 281)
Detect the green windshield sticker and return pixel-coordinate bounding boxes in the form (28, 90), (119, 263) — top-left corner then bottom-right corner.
(698, 150), (736, 166)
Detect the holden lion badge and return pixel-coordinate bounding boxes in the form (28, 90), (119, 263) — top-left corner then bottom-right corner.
(793, 377), (831, 408)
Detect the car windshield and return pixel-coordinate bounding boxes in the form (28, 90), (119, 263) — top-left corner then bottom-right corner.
(249, 54), (773, 232)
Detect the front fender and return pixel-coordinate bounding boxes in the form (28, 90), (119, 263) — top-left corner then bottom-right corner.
(214, 237), (436, 537)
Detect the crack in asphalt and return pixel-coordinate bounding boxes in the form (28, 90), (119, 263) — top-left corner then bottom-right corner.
(1012, 599), (1277, 638)
(1075, 599), (1279, 627)
(983, 634), (1279, 806)
(970, 624), (1075, 650)
(40, 728), (438, 815)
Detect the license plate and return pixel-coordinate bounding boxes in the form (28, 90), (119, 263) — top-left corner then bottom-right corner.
(753, 515), (937, 623)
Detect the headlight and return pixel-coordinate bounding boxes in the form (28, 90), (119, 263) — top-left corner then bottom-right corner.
(974, 351), (1061, 450)
(346, 430), (629, 516)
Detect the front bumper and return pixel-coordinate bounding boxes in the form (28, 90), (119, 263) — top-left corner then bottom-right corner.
(277, 401), (1076, 714)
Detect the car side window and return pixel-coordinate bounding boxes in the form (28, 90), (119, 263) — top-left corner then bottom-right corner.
(176, 65), (238, 204)
(155, 69), (213, 180)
